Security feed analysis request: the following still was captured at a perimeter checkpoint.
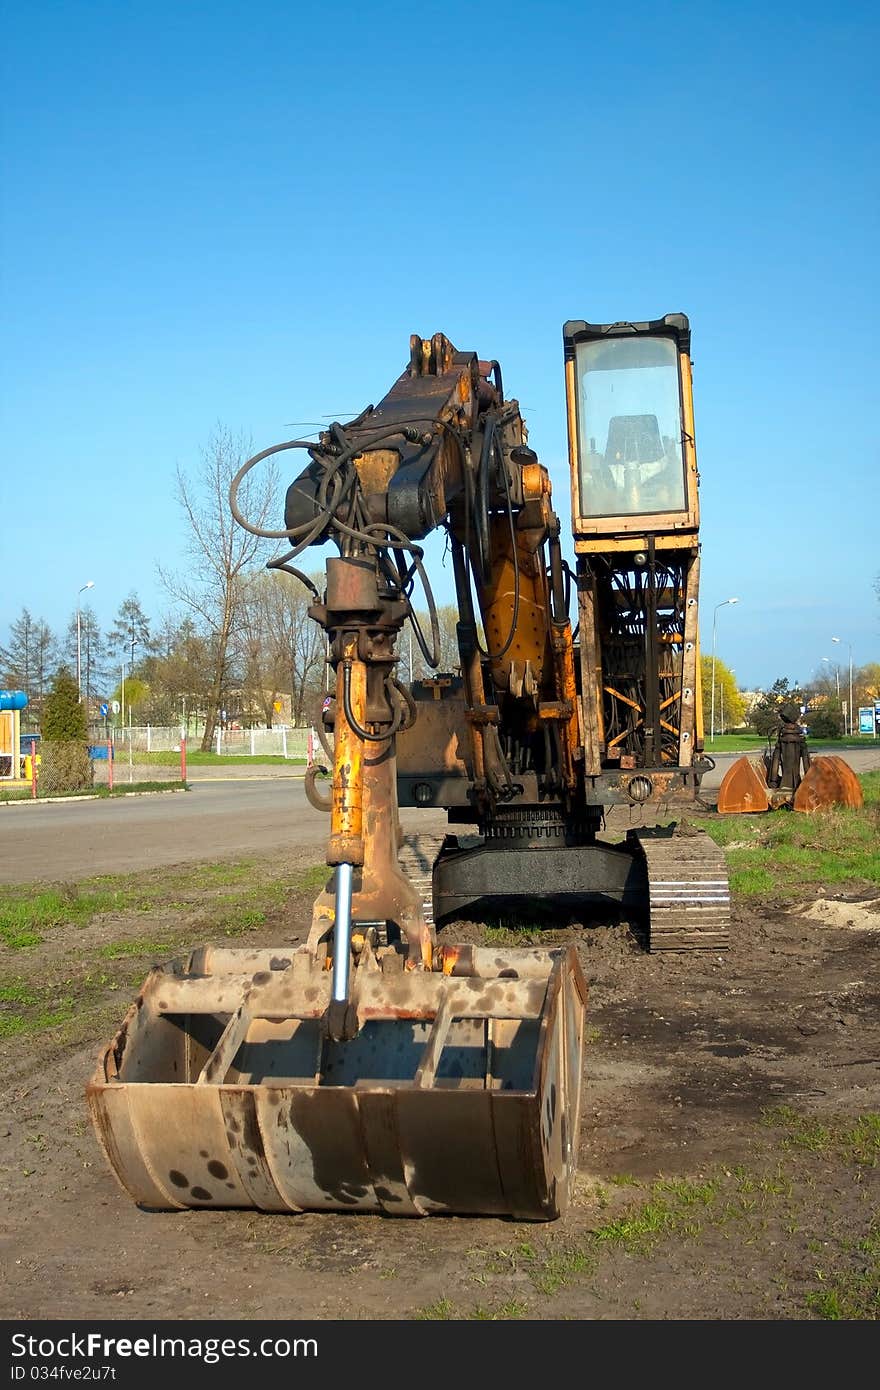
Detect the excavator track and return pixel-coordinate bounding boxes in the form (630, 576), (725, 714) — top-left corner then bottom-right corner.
(398, 833), (448, 927)
(630, 827), (730, 952)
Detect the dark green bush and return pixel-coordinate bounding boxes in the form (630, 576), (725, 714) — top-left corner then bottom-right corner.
(40, 742), (93, 792)
(41, 668), (91, 791)
(43, 669), (87, 742)
(807, 704), (844, 740)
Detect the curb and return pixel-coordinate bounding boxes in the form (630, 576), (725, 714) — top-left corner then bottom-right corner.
(0, 787), (190, 808)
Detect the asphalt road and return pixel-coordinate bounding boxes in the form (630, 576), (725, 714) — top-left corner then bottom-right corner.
(1, 748), (877, 886)
(0, 778), (450, 884)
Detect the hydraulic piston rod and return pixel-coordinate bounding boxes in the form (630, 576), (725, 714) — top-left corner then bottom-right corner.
(331, 861), (353, 1002)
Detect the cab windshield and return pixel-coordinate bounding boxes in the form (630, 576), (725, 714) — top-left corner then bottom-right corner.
(575, 335), (687, 517)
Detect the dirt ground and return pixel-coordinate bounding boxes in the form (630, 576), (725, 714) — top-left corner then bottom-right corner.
(2, 843), (879, 1323)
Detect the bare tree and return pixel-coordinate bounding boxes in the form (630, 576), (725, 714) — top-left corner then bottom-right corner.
(407, 603), (463, 681)
(234, 571), (325, 727)
(138, 618), (214, 728)
(159, 427), (276, 750)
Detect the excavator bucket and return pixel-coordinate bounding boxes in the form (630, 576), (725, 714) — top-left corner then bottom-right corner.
(87, 941), (588, 1220)
(716, 756), (771, 814)
(793, 755), (864, 813)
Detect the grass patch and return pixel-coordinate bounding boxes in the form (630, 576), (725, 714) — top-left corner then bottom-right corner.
(0, 854), (328, 1064)
(412, 1298), (458, 1320)
(295, 865), (331, 894)
(470, 1300), (529, 1320)
(458, 1114), (880, 1318)
(136, 751), (306, 767)
(762, 1106), (880, 1166)
(0, 887), (134, 949)
(528, 1246), (595, 1294)
(98, 938), (178, 960)
(0, 857), (328, 952)
(704, 734), (768, 753)
(861, 771), (880, 806)
(728, 863), (777, 897)
(0, 973), (81, 1038)
(0, 781), (187, 803)
(482, 924), (530, 946)
(694, 778), (880, 900)
(706, 734), (874, 754)
(102, 781), (188, 796)
(805, 1220), (880, 1319)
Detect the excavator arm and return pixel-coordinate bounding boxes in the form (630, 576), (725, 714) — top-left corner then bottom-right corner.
(250, 334), (582, 1015)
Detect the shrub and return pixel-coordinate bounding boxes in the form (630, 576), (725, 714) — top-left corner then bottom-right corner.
(41, 668), (92, 791)
(40, 742), (93, 792)
(807, 704), (844, 740)
(43, 668), (87, 742)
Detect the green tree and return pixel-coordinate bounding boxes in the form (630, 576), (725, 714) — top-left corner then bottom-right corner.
(107, 592), (156, 679)
(0, 609), (57, 724)
(41, 667), (91, 791)
(109, 676), (151, 727)
(750, 676), (804, 738)
(807, 701), (843, 739)
(43, 668), (86, 741)
(700, 655), (746, 736)
(855, 662), (880, 705)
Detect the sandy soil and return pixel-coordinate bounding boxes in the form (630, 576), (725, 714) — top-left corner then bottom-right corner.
(1, 852), (879, 1322)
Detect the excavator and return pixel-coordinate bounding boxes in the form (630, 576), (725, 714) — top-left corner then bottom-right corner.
(88, 315), (732, 1220)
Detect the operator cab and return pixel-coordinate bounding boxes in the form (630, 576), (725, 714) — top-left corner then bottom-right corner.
(564, 315), (696, 534)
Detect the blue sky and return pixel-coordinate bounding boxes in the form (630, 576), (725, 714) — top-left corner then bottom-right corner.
(2, 0), (878, 692)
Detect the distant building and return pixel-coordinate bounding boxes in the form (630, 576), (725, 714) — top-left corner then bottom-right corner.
(739, 690), (764, 718)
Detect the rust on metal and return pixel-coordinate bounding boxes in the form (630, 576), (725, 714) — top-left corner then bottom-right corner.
(717, 756), (771, 814)
(87, 943), (588, 1220)
(793, 755), (864, 813)
(328, 638), (365, 865)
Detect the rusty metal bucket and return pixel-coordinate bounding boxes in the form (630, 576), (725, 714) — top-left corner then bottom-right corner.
(716, 756), (771, 814)
(87, 942), (588, 1220)
(793, 755), (864, 813)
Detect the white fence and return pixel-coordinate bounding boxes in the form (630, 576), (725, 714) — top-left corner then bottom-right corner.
(93, 725), (315, 759)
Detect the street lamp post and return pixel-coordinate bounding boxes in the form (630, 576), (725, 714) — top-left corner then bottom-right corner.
(128, 635), (138, 730)
(76, 581), (95, 703)
(710, 597), (739, 744)
(831, 637), (853, 735)
(821, 657), (840, 700)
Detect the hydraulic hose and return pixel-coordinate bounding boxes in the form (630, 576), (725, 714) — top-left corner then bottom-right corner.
(304, 763), (332, 813)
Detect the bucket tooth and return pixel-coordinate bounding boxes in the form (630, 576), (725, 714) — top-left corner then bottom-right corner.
(716, 756), (770, 814)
